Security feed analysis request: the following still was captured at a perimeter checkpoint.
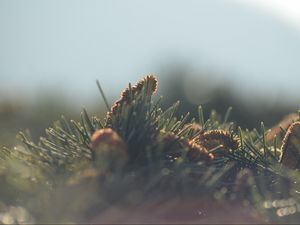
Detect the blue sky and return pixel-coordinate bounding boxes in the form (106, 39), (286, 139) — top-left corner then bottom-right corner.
(1, 0), (300, 106)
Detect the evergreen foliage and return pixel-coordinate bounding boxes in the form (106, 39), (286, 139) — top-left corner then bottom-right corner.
(1, 75), (300, 223)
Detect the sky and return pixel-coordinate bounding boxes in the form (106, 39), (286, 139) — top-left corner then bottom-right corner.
(1, 0), (300, 106)
(239, 0), (300, 30)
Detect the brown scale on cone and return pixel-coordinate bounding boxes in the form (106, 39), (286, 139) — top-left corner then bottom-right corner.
(280, 122), (300, 169)
(91, 128), (127, 149)
(160, 131), (213, 164)
(266, 113), (298, 143)
(195, 129), (240, 157)
(106, 75), (158, 127)
(121, 75), (157, 103)
(90, 128), (128, 170)
(186, 140), (214, 164)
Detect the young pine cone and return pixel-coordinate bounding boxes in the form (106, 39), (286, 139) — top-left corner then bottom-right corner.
(159, 131), (213, 165)
(280, 122), (300, 169)
(186, 140), (214, 165)
(106, 75), (158, 127)
(196, 129), (240, 157)
(90, 128), (128, 172)
(266, 113), (298, 143)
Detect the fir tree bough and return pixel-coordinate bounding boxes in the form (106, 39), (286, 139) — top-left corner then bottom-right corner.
(1, 75), (300, 223)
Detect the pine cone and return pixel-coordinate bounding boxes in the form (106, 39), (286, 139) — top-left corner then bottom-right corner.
(280, 122), (300, 169)
(91, 128), (128, 172)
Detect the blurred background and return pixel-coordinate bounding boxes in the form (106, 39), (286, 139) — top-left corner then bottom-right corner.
(1, 0), (300, 146)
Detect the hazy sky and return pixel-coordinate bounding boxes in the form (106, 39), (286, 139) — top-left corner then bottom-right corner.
(1, 0), (300, 105)
(239, 0), (300, 30)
